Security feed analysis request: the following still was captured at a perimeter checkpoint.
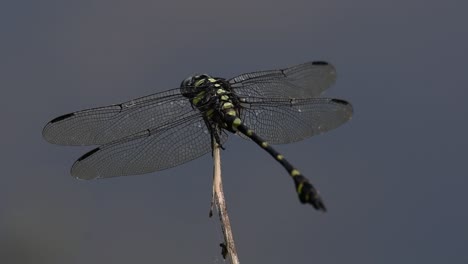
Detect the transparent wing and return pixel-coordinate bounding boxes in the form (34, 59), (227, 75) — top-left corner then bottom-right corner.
(71, 114), (228, 179)
(229, 61), (337, 99)
(238, 97), (353, 144)
(43, 88), (195, 146)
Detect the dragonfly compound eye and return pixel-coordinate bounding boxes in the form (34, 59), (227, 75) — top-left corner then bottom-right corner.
(180, 74), (211, 97)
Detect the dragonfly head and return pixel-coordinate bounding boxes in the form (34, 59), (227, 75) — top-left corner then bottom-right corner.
(180, 74), (212, 97)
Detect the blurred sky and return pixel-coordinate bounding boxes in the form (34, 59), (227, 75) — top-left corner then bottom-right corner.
(1, 0), (467, 263)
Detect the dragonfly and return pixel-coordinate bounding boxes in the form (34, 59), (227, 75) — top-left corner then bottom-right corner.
(43, 61), (353, 211)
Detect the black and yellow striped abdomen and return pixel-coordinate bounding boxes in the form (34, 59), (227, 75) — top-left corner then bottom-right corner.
(225, 115), (327, 211)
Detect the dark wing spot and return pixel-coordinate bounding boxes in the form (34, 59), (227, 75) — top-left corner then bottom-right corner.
(77, 147), (100, 161)
(50, 113), (74, 123)
(312, 61), (329, 65)
(331, 99), (350, 105)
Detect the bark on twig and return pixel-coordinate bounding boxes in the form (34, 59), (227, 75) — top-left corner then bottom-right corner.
(212, 142), (240, 264)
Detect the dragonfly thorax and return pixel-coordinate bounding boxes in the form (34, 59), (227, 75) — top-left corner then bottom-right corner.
(180, 74), (241, 132)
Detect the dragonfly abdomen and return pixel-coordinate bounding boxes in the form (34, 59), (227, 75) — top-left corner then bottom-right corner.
(224, 115), (327, 211)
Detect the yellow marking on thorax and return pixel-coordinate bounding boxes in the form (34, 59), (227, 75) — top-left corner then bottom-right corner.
(192, 91), (206, 105)
(194, 79), (205, 87)
(222, 102), (233, 109)
(205, 109), (214, 117)
(195, 79), (206, 87)
(208, 78), (217, 83)
(216, 89), (227, 95)
(226, 109), (237, 116)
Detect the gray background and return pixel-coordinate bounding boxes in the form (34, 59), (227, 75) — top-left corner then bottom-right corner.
(1, 0), (467, 263)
